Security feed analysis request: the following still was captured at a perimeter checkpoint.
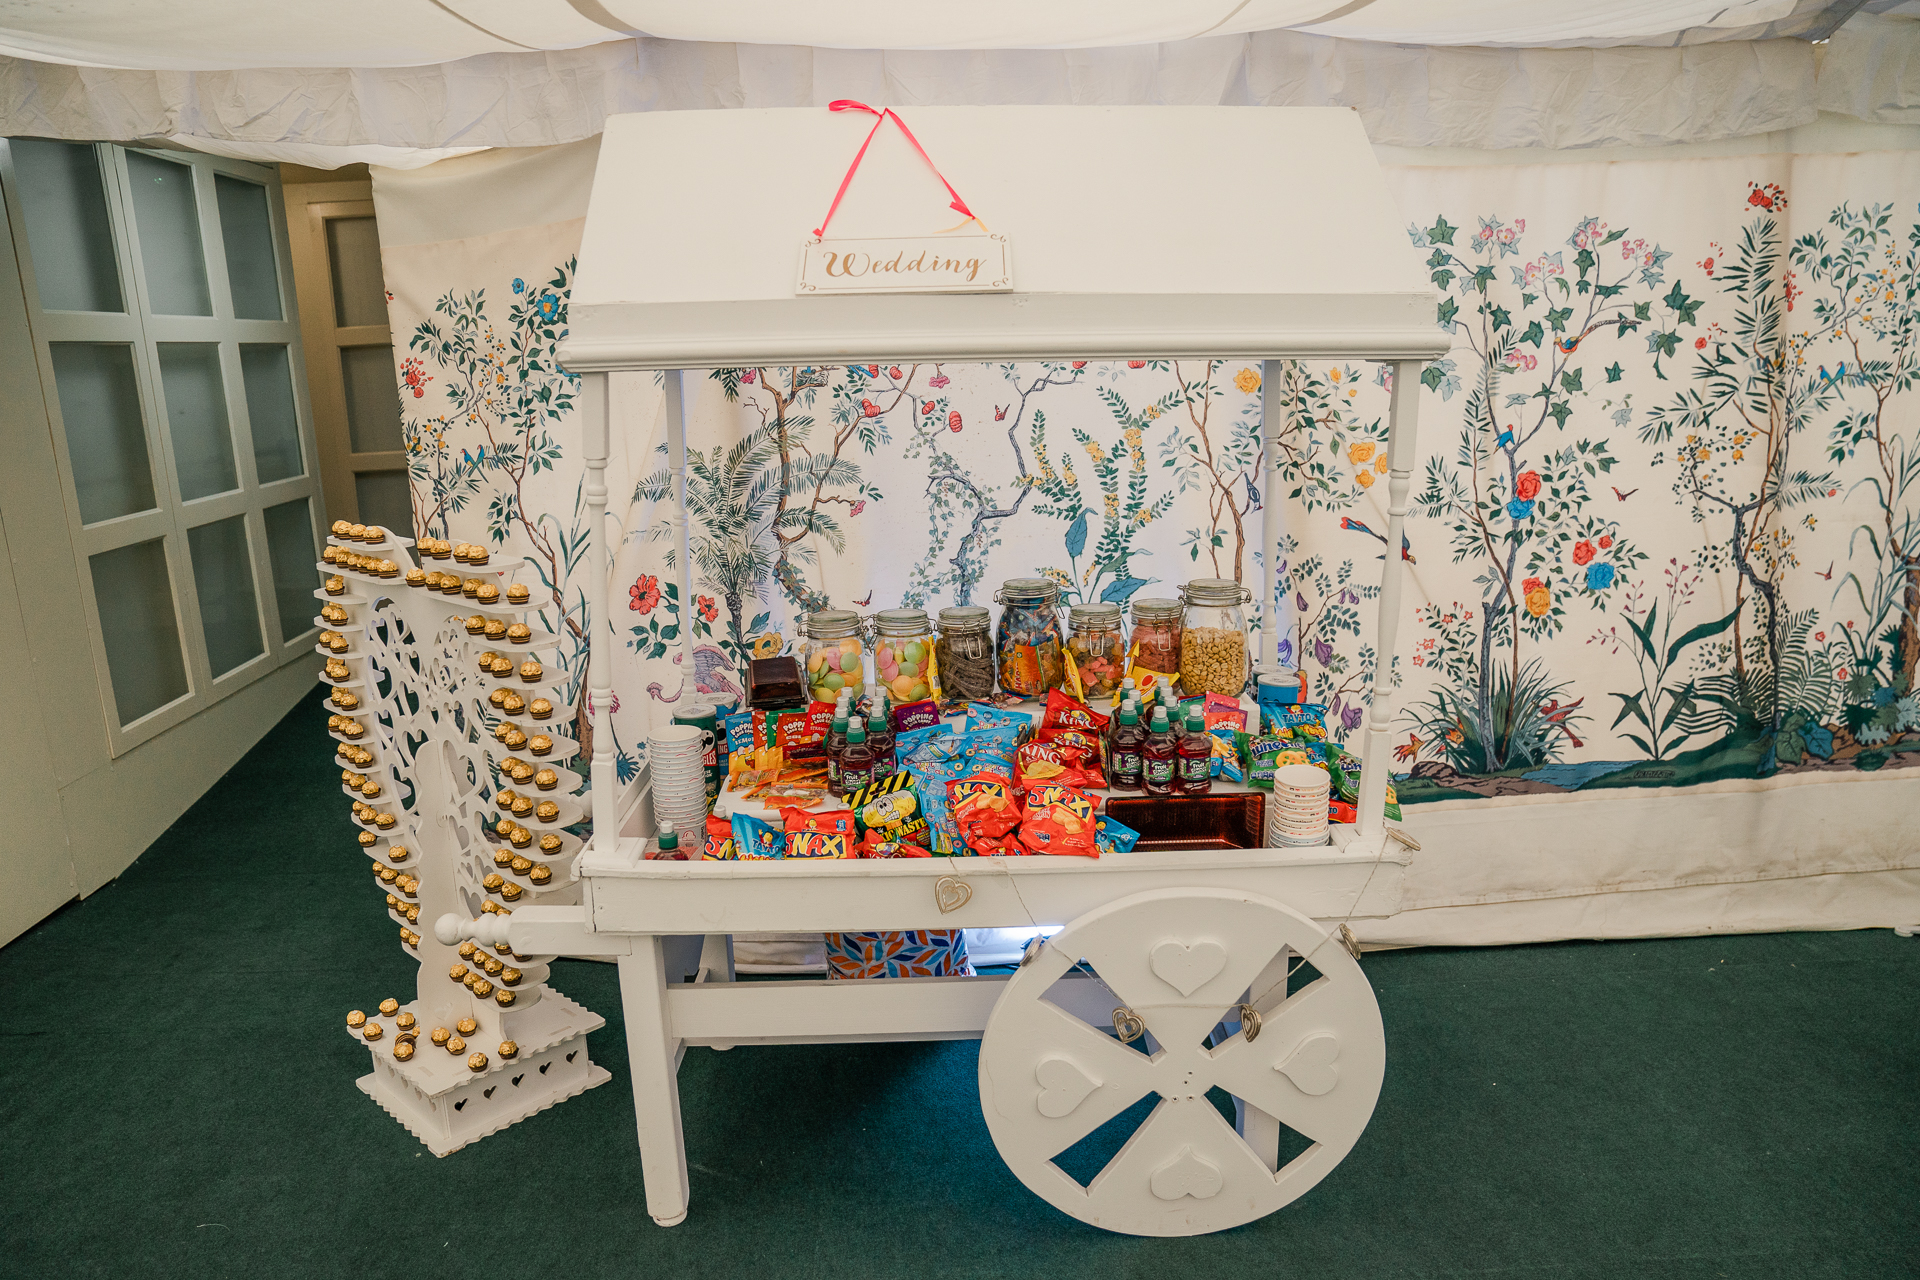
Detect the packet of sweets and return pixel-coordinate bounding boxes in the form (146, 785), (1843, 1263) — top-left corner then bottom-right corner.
(723, 710), (755, 757)
(1017, 786), (1098, 857)
(892, 699), (942, 734)
(1207, 724), (1246, 781)
(1127, 664), (1180, 704)
(701, 814), (736, 861)
(1327, 743), (1363, 803)
(783, 809), (854, 835)
(1328, 800), (1358, 825)
(775, 704), (834, 760)
(966, 703), (1035, 734)
(1039, 688), (1110, 741)
(1094, 814), (1141, 856)
(730, 811), (785, 859)
(896, 721), (953, 758)
(849, 771), (930, 846)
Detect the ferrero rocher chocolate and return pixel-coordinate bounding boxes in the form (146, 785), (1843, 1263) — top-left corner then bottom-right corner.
(508, 827), (532, 849)
(477, 584), (500, 605)
(501, 967), (522, 986)
(346, 1010), (367, 1028)
(519, 659), (543, 684)
(504, 730), (529, 751)
(449, 963), (469, 981)
(430, 1027), (451, 1047)
(362, 1022), (384, 1041)
(489, 688), (509, 709)
(529, 864), (552, 885)
(499, 1040), (519, 1059)
(447, 1036), (466, 1055)
(478, 650), (501, 673)
(506, 584), (530, 605)
(500, 882), (523, 902)
(538, 834), (563, 856)
(471, 979), (494, 999)
(482, 957), (504, 977)
(387, 845), (408, 862)
(509, 761), (534, 783)
(495, 817), (517, 837)
(378, 998), (399, 1017)
(483, 873), (504, 892)
(534, 769), (558, 792)
(467, 1052), (488, 1073)
(394, 1040), (416, 1061)
(395, 1012), (416, 1031)
(490, 657), (514, 678)
(500, 692), (526, 715)
(458, 941), (477, 958)
(374, 813), (396, 829)
(456, 1017), (478, 1036)
(528, 735), (553, 757)
(495, 989), (516, 1008)
(534, 801), (559, 825)
(405, 568), (426, 588)
(510, 796), (534, 819)
(493, 847), (515, 868)
(509, 855), (533, 875)
(465, 614), (487, 635)
(484, 619), (508, 641)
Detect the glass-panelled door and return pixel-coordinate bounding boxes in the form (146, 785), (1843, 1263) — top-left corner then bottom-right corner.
(1, 141), (326, 753)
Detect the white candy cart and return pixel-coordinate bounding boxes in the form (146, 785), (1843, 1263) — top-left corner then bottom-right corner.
(462, 104), (1447, 1237)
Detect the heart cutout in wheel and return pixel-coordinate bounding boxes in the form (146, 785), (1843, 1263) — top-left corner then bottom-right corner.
(1275, 1032), (1341, 1096)
(1149, 1145), (1223, 1201)
(934, 875), (972, 914)
(1149, 939), (1228, 996)
(454, 1099), (467, 1111)
(1033, 1055), (1101, 1118)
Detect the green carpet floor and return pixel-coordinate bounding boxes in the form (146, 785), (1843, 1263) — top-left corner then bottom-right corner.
(3, 683), (1917, 1279)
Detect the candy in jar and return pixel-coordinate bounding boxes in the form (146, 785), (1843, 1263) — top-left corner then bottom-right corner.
(933, 605), (996, 703)
(800, 608), (865, 704)
(1063, 602), (1127, 698)
(869, 607), (939, 704)
(1177, 577), (1252, 697)
(1128, 597), (1183, 674)
(993, 577), (1064, 698)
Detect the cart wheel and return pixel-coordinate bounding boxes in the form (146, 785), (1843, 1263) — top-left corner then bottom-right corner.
(977, 887), (1385, 1237)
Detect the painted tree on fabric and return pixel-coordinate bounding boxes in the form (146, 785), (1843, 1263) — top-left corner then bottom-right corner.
(1026, 391), (1177, 606)
(1403, 213), (1686, 772)
(1272, 534), (1380, 744)
(1156, 361), (1265, 580)
(1265, 361), (1392, 515)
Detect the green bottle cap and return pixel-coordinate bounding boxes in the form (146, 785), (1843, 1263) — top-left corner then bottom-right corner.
(1119, 708), (1137, 725)
(657, 821), (678, 851)
(1151, 707), (1169, 729)
(848, 721), (866, 743)
(1187, 713), (1204, 731)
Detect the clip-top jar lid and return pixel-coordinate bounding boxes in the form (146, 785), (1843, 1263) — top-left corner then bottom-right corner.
(1068, 601), (1123, 628)
(996, 576), (1058, 604)
(1180, 577), (1251, 605)
(937, 605), (991, 630)
(871, 607), (931, 635)
(1130, 596), (1182, 620)
(804, 608), (863, 639)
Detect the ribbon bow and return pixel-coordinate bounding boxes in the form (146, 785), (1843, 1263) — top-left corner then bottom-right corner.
(813, 100), (983, 238)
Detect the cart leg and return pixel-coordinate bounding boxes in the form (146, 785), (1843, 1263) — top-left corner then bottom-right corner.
(696, 934), (736, 1050)
(1235, 1098), (1283, 1174)
(618, 934), (690, 1226)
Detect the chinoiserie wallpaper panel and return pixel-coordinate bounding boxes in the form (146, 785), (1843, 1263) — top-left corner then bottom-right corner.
(378, 146), (1920, 938)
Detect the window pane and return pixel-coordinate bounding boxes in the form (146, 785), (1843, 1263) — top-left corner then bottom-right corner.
(125, 151), (212, 317)
(355, 470), (414, 542)
(340, 345), (403, 453)
(48, 342), (156, 525)
(240, 344), (302, 483)
(261, 497), (317, 642)
(158, 343), (238, 500)
(10, 139), (123, 313)
(215, 174), (282, 321)
(187, 514), (264, 677)
(326, 216), (388, 328)
(89, 538), (190, 726)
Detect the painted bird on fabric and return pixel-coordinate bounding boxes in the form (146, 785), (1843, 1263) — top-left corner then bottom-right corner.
(1556, 315), (1640, 353)
(1818, 363), (1848, 386)
(1816, 562), (1834, 581)
(994, 404), (1009, 421)
(1539, 697), (1585, 748)
(852, 592), (873, 607)
(1611, 486), (1638, 501)
(1339, 516), (1417, 564)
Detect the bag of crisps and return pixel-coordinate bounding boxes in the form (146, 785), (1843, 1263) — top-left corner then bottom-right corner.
(1014, 733), (1105, 792)
(1094, 813), (1142, 856)
(1038, 688), (1109, 741)
(949, 772), (1020, 847)
(730, 811), (786, 859)
(701, 813), (737, 861)
(849, 772), (930, 847)
(1016, 784), (1098, 857)
(782, 808), (854, 859)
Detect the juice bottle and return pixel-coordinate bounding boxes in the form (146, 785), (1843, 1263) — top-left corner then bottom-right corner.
(1177, 711), (1212, 796)
(1143, 707), (1176, 796)
(867, 704), (896, 778)
(655, 821), (679, 859)
(841, 720), (875, 797)
(1109, 705), (1145, 792)
(825, 708), (850, 796)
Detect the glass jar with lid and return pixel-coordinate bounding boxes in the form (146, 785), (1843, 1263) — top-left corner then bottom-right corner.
(1128, 597), (1183, 676)
(993, 577), (1064, 698)
(934, 605), (996, 703)
(801, 608), (866, 704)
(1064, 602), (1127, 699)
(1177, 578), (1252, 696)
(870, 607), (939, 704)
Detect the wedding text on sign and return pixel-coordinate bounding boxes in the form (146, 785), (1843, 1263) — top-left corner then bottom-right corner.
(796, 234), (1012, 295)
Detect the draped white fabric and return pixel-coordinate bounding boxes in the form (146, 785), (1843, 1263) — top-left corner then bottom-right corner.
(7, 20), (1919, 170)
(0, 0), (1854, 71)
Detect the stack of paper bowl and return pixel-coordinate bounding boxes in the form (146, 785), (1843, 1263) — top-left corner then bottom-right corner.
(648, 724), (711, 835)
(1266, 763), (1331, 847)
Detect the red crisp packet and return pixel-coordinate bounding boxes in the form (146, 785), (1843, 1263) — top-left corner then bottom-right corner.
(1328, 800), (1357, 825)
(775, 704), (835, 760)
(1015, 733), (1106, 791)
(949, 772), (1020, 850)
(1017, 785), (1098, 857)
(1038, 688), (1109, 741)
(701, 814), (736, 861)
(783, 807), (855, 858)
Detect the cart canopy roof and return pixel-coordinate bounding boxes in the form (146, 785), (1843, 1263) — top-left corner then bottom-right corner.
(560, 105), (1447, 372)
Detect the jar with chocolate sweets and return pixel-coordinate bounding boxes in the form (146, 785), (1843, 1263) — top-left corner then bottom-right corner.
(1128, 597), (1183, 677)
(993, 578), (1065, 699)
(933, 605), (996, 703)
(1177, 577), (1252, 696)
(1063, 602), (1127, 699)
(800, 609), (866, 705)
(869, 607), (938, 705)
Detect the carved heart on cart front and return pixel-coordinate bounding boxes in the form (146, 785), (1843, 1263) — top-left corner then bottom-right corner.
(1034, 1054), (1101, 1118)
(1149, 939), (1227, 996)
(1149, 1145), (1223, 1201)
(1275, 1032), (1340, 1095)
(934, 875), (972, 914)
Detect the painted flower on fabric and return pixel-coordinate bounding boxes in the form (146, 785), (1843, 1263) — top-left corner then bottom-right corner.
(586, 690), (619, 715)
(860, 398), (881, 418)
(929, 372), (950, 387)
(1525, 585), (1552, 618)
(1598, 534), (1613, 549)
(1233, 367), (1262, 394)
(849, 501), (866, 516)
(1585, 563), (1616, 590)
(1507, 498), (1535, 521)
(1514, 471), (1541, 501)
(512, 278), (525, 294)
(1522, 577), (1544, 594)
(695, 595), (718, 623)
(1313, 639), (1334, 668)
(1348, 442), (1377, 465)
(1342, 704), (1364, 732)
(400, 356), (433, 399)
(1127, 361), (1147, 369)
(749, 633), (785, 659)
(1357, 471), (1376, 489)
(741, 369), (756, 384)
(534, 293), (561, 322)
(1572, 539), (1596, 566)
(887, 366), (903, 379)
(630, 574), (661, 614)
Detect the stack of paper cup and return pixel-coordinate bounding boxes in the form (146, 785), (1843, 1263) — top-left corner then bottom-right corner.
(1266, 763), (1331, 847)
(648, 724), (711, 836)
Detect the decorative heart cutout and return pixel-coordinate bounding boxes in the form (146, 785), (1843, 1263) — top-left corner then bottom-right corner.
(566, 1051), (578, 1064)
(511, 1074), (524, 1087)
(1275, 1032), (1340, 1096)
(484, 1086), (496, 1099)
(1034, 1055), (1101, 1118)
(1149, 1145), (1223, 1201)
(934, 875), (972, 914)
(1112, 1007), (1147, 1045)
(454, 1099), (467, 1111)
(539, 1062), (551, 1075)
(1149, 939), (1228, 996)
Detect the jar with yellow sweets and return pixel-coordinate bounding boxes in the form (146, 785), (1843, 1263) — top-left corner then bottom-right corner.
(800, 609), (865, 705)
(870, 607), (938, 705)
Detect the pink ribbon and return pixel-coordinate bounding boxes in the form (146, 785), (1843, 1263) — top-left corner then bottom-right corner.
(812, 100), (979, 238)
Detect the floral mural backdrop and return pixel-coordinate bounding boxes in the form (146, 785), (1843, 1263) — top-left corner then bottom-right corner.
(377, 149), (1920, 898)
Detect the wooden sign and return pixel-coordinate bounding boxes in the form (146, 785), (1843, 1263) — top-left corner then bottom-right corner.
(796, 234), (1011, 295)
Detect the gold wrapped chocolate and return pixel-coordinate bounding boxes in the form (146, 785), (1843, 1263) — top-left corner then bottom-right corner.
(378, 998), (399, 1017)
(529, 698), (554, 720)
(374, 813), (396, 830)
(484, 619), (508, 641)
(430, 1026), (452, 1046)
(508, 761), (534, 783)
(494, 989), (516, 1008)
(467, 1051), (488, 1073)
(534, 769), (558, 792)
(362, 1022), (384, 1041)
(493, 847), (515, 868)
(506, 584), (530, 605)
(500, 882), (523, 902)
(538, 834), (563, 856)
(464, 614), (487, 635)
(477, 584), (500, 605)
(508, 827), (532, 849)
(495, 817), (516, 837)
(346, 1009), (367, 1028)
(510, 796), (534, 819)
(477, 650), (501, 673)
(501, 967), (522, 987)
(394, 1041), (416, 1061)
(504, 730), (528, 750)
(499, 1040), (519, 1059)
(449, 963), (469, 981)
(529, 864), (552, 885)
(396, 1012), (416, 1031)
(518, 659), (543, 684)
(488, 688), (508, 709)
(405, 568), (426, 587)
(447, 1036), (466, 1054)
(482, 957), (504, 977)
(534, 801), (559, 825)
(456, 1017), (478, 1036)
(347, 523), (367, 540)
(358, 831), (377, 848)
(483, 873), (504, 892)
(472, 979), (494, 999)
(500, 692), (525, 715)
(490, 657), (514, 678)
(457, 940), (477, 958)
(387, 845), (409, 862)
(509, 855), (532, 875)
(528, 735), (553, 757)
(331, 519), (352, 537)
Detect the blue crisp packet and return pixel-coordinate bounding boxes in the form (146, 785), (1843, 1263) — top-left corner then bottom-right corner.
(966, 703), (1035, 734)
(1264, 702), (1329, 741)
(896, 721), (954, 759)
(1208, 724), (1246, 782)
(1094, 814), (1141, 856)
(722, 711), (755, 756)
(730, 811), (785, 860)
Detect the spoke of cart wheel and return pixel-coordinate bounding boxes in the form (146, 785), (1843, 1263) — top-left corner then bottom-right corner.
(1084, 1095), (1276, 1209)
(1203, 976), (1381, 1149)
(982, 995), (1160, 1158)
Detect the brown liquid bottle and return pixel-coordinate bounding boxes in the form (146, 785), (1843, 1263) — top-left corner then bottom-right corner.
(840, 719), (876, 797)
(1109, 705), (1145, 792)
(826, 709), (850, 796)
(1143, 707), (1176, 796)
(1176, 711), (1212, 795)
